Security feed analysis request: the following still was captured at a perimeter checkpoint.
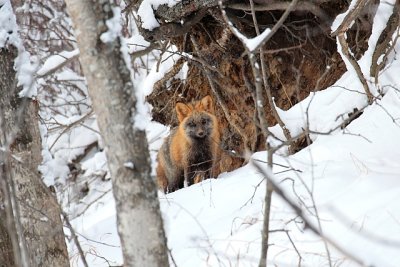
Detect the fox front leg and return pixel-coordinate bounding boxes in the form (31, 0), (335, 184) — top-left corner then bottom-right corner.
(183, 168), (189, 187)
(193, 173), (203, 184)
(184, 168), (197, 187)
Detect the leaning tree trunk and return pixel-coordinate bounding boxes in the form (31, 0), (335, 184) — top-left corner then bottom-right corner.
(65, 0), (169, 266)
(0, 36), (69, 267)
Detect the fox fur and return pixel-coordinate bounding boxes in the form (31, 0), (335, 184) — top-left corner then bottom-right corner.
(156, 95), (220, 193)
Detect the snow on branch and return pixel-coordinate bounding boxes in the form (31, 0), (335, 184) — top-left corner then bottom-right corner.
(332, 0), (397, 103)
(359, 0), (397, 76)
(217, 0), (300, 53)
(230, 26), (271, 52)
(330, 0), (365, 35)
(131, 0), (218, 41)
(100, 6), (122, 43)
(0, 0), (38, 98)
(136, 0), (218, 29)
(37, 49), (79, 78)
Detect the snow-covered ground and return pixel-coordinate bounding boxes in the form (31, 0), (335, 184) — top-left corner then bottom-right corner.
(69, 69), (400, 267)
(67, 37), (400, 267)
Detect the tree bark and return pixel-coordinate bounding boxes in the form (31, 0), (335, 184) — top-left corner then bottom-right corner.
(0, 46), (69, 267)
(64, 0), (169, 266)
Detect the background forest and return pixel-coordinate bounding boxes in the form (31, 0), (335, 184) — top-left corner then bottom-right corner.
(1, 0), (400, 266)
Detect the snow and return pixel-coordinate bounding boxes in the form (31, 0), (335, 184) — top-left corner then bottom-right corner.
(100, 6), (122, 43)
(154, 62), (400, 266)
(123, 161), (134, 169)
(137, 0), (180, 30)
(231, 26), (272, 52)
(141, 45), (181, 96)
(15, 49), (38, 97)
(358, 0), (395, 80)
(131, 45), (182, 131)
(0, 0), (38, 98)
(126, 34), (150, 54)
(40, 115), (99, 185)
(0, 0), (19, 47)
(331, 0), (358, 33)
(37, 49), (79, 76)
(333, 0), (396, 92)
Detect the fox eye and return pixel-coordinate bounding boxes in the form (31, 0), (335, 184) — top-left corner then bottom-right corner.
(201, 118), (209, 125)
(188, 122), (195, 127)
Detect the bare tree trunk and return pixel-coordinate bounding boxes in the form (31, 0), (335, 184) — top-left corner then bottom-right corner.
(64, 0), (169, 266)
(0, 216), (15, 266)
(0, 46), (69, 267)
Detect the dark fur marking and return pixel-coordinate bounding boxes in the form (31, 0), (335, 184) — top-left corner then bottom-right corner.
(186, 137), (212, 185)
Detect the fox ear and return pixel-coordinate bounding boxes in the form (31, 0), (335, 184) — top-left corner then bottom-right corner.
(200, 95), (214, 113)
(176, 103), (191, 122)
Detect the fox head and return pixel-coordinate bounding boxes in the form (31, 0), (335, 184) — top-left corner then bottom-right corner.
(175, 95), (217, 140)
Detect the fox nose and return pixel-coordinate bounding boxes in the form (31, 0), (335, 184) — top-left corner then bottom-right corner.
(197, 130), (205, 137)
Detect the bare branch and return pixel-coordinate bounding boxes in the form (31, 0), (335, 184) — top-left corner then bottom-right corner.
(62, 211), (89, 267)
(227, 1), (331, 22)
(370, 2), (400, 82)
(331, 0), (370, 36)
(337, 33), (374, 104)
(246, 0), (300, 53)
(139, 7), (208, 41)
(37, 52), (79, 78)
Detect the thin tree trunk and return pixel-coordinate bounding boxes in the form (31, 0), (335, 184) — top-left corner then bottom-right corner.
(64, 1), (169, 266)
(0, 46), (69, 267)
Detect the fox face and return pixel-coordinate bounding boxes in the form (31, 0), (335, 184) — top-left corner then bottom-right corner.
(175, 95), (217, 141)
(183, 112), (214, 140)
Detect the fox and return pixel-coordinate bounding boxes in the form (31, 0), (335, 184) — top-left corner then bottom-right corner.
(156, 95), (221, 193)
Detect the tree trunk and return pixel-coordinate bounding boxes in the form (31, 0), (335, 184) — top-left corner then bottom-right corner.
(64, 0), (169, 266)
(0, 46), (69, 267)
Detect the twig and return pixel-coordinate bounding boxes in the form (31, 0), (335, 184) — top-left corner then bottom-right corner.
(227, 1), (330, 22)
(130, 41), (160, 59)
(329, 206), (400, 247)
(248, 0), (300, 53)
(72, 189), (111, 219)
(370, 3), (400, 83)
(62, 211), (89, 267)
(337, 33), (374, 104)
(37, 52), (79, 78)
(251, 159), (368, 267)
(241, 177), (265, 208)
(171, 201), (224, 266)
(331, 0), (374, 104)
(331, 0), (370, 37)
(139, 8), (208, 41)
(49, 110), (93, 150)
(285, 230), (303, 266)
(168, 248), (179, 267)
(77, 232), (120, 248)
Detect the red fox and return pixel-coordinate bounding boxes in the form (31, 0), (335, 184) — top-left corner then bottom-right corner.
(156, 95), (221, 193)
